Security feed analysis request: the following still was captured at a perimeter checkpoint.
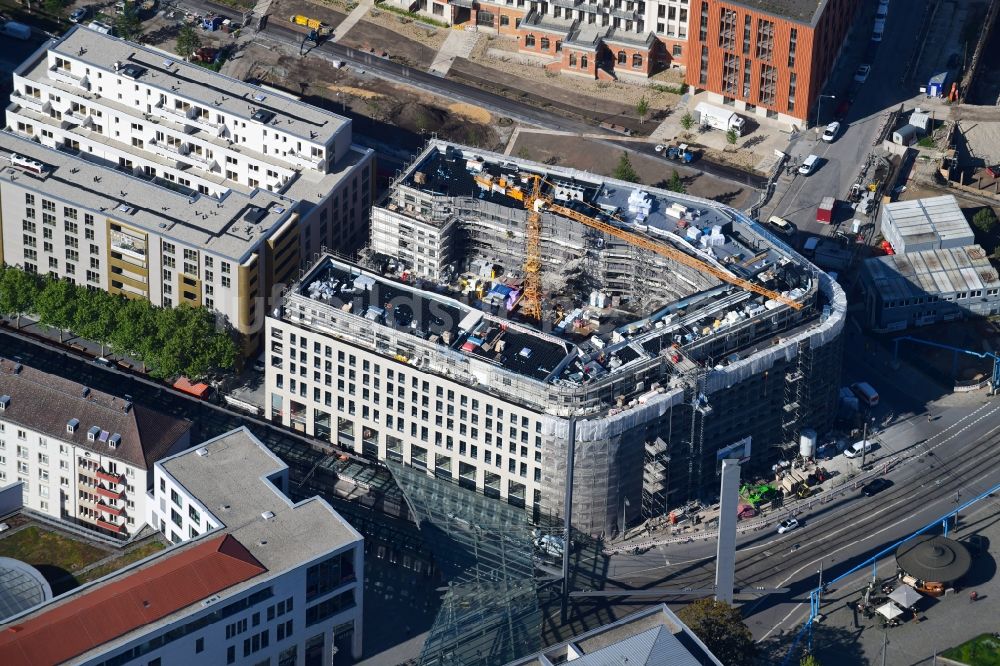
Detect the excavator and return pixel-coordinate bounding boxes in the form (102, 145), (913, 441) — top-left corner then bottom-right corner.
(473, 172), (803, 319)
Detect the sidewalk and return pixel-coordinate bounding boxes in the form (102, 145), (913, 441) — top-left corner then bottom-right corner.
(428, 28), (480, 76)
(330, 0), (375, 43)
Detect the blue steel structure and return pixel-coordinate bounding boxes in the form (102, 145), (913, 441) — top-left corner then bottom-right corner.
(892, 336), (1000, 393)
(781, 479), (1000, 665)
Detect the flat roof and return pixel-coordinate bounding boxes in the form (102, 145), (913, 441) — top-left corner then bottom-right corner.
(0, 131), (296, 261)
(863, 244), (1000, 302)
(881, 195), (974, 248)
(0, 534), (265, 666)
(0, 357), (191, 470)
(41, 26), (349, 145)
(505, 604), (723, 666)
(299, 257), (575, 382)
(159, 427), (362, 575)
(724, 0), (830, 24)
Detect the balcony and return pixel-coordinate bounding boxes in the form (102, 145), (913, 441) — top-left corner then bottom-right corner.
(151, 101), (196, 131)
(11, 91), (49, 115)
(97, 501), (124, 517)
(48, 65), (85, 89)
(95, 518), (126, 534)
(286, 149), (325, 171)
(96, 470), (123, 485)
(95, 485), (125, 501)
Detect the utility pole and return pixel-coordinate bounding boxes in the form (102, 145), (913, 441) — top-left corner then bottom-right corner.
(817, 560), (824, 611)
(882, 631), (888, 666)
(861, 416), (869, 469)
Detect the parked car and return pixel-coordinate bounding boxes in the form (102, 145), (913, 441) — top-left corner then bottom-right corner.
(987, 164), (1000, 179)
(766, 215), (795, 236)
(69, 7), (88, 23)
(777, 517), (800, 534)
(822, 121), (841, 143)
(854, 64), (871, 83)
(872, 18), (885, 42)
(862, 478), (893, 496)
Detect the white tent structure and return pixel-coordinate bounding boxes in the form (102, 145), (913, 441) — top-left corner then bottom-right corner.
(888, 585), (923, 609)
(876, 602), (904, 620)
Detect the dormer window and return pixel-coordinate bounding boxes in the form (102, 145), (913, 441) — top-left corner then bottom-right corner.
(87, 426), (101, 442)
(0, 395), (9, 411)
(67, 418), (80, 433)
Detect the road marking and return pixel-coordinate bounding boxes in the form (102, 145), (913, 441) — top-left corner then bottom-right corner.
(755, 458), (1000, 642)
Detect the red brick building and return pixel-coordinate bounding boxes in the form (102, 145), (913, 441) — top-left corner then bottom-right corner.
(685, 0), (862, 125)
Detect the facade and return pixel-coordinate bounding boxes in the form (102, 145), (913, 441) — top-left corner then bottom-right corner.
(0, 427), (364, 666)
(266, 141), (846, 537)
(686, 0), (862, 126)
(2, 26), (374, 351)
(504, 603), (723, 665)
(879, 195), (975, 255)
(0, 357), (191, 541)
(860, 244), (1000, 331)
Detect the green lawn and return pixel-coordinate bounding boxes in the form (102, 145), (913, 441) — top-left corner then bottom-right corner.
(942, 634), (1000, 666)
(0, 525), (108, 573)
(78, 538), (168, 583)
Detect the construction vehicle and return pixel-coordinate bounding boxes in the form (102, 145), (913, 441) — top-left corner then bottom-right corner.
(739, 483), (780, 508)
(666, 144), (695, 163)
(473, 173), (803, 318)
(290, 14), (331, 35)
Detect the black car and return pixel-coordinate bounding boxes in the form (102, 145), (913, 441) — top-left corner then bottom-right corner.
(862, 478), (893, 496)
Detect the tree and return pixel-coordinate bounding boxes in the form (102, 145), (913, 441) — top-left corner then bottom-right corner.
(800, 655), (821, 666)
(34, 277), (79, 342)
(74, 289), (123, 356)
(612, 151), (640, 183)
(667, 169), (686, 193)
(110, 298), (158, 371)
(636, 96), (650, 125)
(43, 0), (65, 15)
(114, 1), (143, 42)
(0, 267), (40, 329)
(726, 128), (739, 149)
(677, 599), (756, 666)
(680, 111), (695, 133)
(972, 207), (997, 236)
(175, 25), (202, 60)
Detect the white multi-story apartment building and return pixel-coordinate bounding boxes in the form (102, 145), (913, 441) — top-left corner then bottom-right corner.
(0, 357), (192, 540)
(3, 25), (374, 351)
(0, 427), (363, 666)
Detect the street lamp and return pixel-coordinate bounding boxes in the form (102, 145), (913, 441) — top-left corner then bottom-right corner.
(816, 94), (836, 130)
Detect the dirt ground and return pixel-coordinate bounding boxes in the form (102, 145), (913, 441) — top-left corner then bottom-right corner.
(509, 133), (751, 208)
(221, 41), (504, 153)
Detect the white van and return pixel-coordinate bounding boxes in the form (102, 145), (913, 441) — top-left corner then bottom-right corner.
(798, 154), (820, 176)
(844, 439), (875, 459)
(767, 215), (795, 236)
(851, 381), (879, 407)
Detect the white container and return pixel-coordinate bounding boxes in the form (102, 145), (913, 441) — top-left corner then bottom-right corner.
(799, 428), (817, 458)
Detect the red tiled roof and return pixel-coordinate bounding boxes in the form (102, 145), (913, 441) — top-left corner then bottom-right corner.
(0, 534), (266, 666)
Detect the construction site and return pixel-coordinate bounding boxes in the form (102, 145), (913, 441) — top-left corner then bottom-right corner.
(274, 140), (847, 540)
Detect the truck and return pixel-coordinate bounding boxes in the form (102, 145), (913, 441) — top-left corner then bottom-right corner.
(695, 102), (746, 136)
(666, 143), (695, 163)
(816, 196), (836, 224)
(0, 20), (31, 40)
(173, 376), (212, 400)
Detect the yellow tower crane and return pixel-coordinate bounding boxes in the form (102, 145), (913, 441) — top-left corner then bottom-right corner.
(473, 173), (804, 317)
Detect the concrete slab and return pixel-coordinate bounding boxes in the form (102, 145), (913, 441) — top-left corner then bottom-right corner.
(331, 0), (375, 43)
(428, 28), (480, 76)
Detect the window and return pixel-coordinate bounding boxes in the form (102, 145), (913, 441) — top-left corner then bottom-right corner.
(196, 637), (204, 653)
(524, 34), (535, 47)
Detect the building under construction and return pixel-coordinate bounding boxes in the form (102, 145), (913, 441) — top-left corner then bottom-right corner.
(267, 140), (846, 538)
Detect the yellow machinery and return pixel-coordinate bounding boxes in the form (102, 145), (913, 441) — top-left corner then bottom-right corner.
(290, 14), (329, 32)
(474, 172), (803, 318)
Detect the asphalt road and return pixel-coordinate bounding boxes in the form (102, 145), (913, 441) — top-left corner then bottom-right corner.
(588, 389), (1000, 642)
(769, 0), (933, 236)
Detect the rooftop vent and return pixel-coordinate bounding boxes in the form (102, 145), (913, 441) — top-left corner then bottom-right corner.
(12, 364), (22, 374)
(243, 206), (266, 224)
(67, 418), (80, 433)
(195, 448), (209, 457)
(250, 109), (275, 124)
(109, 433), (121, 449)
(11, 153), (46, 176)
(119, 64), (147, 80)
(261, 511), (275, 521)
(81, 387), (90, 398)
(0, 396), (9, 411)
(87, 425), (101, 442)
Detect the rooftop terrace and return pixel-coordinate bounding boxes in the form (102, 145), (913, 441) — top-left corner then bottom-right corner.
(34, 26), (349, 146)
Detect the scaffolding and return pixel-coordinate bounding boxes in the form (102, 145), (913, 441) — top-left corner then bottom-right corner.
(641, 437), (669, 520)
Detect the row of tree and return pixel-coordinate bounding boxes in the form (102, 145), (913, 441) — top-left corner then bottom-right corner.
(0, 266), (238, 380)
